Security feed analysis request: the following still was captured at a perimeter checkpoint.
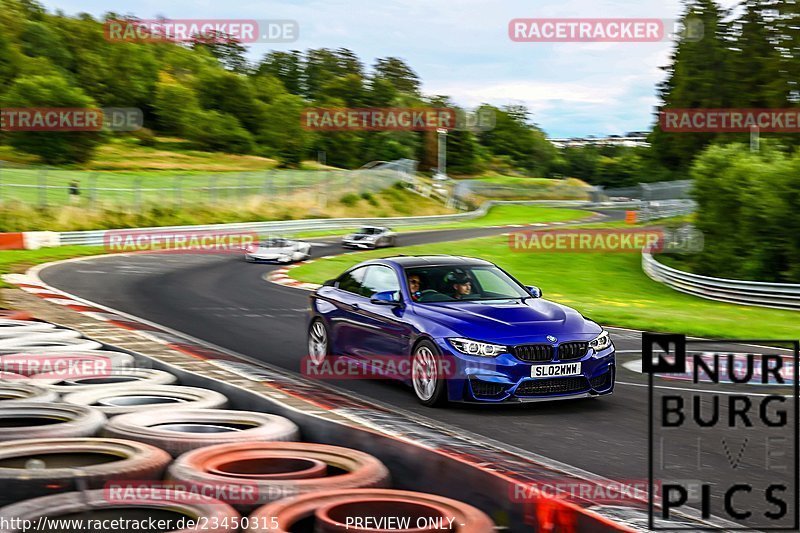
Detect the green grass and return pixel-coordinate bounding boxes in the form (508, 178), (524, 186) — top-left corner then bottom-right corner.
(290, 234), (800, 340)
(0, 246), (106, 290)
(290, 205), (593, 239)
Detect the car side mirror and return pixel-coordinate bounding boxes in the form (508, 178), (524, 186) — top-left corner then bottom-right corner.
(370, 290), (401, 305)
(323, 279), (336, 287)
(526, 285), (542, 298)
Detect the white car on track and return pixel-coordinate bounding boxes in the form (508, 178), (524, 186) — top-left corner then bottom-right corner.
(341, 226), (397, 249)
(244, 237), (311, 263)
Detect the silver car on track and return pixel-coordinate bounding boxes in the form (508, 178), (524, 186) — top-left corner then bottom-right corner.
(341, 226), (397, 249)
(244, 237), (311, 263)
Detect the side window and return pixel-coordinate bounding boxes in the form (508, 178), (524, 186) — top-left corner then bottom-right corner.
(361, 265), (401, 299)
(337, 267), (367, 295)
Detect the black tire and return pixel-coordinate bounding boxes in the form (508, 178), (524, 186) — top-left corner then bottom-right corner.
(104, 408), (300, 457)
(410, 339), (448, 407)
(0, 489), (240, 533)
(0, 402), (106, 442)
(307, 318), (331, 367)
(0, 438), (171, 506)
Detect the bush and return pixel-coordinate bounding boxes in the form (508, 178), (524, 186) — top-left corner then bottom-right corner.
(185, 110), (255, 154)
(130, 128), (157, 147)
(339, 193), (359, 207)
(690, 142), (800, 282)
(360, 192), (378, 206)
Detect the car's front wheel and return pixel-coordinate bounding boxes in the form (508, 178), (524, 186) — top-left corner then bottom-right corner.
(411, 340), (447, 407)
(307, 319), (330, 366)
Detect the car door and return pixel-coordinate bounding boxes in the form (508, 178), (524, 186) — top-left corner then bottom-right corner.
(349, 265), (412, 366)
(329, 266), (369, 354)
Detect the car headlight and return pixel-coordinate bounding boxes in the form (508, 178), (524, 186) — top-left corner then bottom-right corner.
(448, 338), (507, 357)
(589, 330), (612, 352)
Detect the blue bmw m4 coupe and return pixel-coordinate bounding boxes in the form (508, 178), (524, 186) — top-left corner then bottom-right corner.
(307, 255), (615, 406)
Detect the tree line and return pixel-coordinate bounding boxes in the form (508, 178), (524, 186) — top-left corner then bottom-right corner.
(0, 0), (554, 173)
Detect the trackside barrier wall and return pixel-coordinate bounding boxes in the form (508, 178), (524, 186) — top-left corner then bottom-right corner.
(643, 249), (800, 311)
(8, 200), (650, 249)
(92, 340), (629, 532)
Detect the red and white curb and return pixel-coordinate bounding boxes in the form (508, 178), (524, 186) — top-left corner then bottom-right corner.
(266, 263), (322, 291)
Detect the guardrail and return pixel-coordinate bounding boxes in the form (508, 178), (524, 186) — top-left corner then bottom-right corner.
(57, 200), (603, 246)
(642, 249), (800, 311)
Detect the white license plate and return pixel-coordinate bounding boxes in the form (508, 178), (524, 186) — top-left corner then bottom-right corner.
(531, 362), (582, 378)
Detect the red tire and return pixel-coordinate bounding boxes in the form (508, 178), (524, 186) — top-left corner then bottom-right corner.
(168, 442), (390, 511)
(248, 489), (496, 532)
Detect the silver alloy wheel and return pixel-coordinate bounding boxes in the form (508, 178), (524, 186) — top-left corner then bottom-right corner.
(412, 345), (437, 401)
(308, 321), (328, 365)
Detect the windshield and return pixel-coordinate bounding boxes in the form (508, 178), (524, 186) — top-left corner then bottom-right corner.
(404, 265), (530, 303)
(358, 227), (381, 235)
(261, 239), (286, 247)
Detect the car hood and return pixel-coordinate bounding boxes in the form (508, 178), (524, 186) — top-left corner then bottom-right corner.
(412, 298), (600, 343)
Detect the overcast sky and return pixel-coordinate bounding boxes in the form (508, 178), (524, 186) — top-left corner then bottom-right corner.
(43, 0), (739, 137)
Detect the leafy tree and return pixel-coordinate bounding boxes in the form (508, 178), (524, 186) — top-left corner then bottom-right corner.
(185, 110), (254, 154)
(2, 73), (103, 164)
(191, 31), (249, 73)
(257, 50), (303, 95)
(649, 0), (734, 171)
(372, 57), (420, 95)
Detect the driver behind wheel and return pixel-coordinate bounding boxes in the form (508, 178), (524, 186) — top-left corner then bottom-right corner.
(444, 269), (472, 299)
(408, 273), (423, 301)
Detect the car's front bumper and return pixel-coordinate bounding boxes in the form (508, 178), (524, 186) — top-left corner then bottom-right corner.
(432, 338), (616, 403)
(245, 253), (289, 262)
(341, 240), (375, 249)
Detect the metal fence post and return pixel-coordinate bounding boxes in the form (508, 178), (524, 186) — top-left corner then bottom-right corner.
(175, 176), (182, 208)
(88, 173), (98, 208)
(134, 176), (143, 211)
(38, 168), (47, 207)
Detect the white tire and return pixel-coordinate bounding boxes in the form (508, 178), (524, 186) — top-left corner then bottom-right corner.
(63, 385), (228, 416)
(0, 402), (106, 441)
(104, 409), (300, 456)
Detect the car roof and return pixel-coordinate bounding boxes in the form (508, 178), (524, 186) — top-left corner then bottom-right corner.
(368, 255), (494, 268)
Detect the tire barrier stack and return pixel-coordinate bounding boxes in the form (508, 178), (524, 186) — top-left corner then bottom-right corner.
(0, 314), (499, 532)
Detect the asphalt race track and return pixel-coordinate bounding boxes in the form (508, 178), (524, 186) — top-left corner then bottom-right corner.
(40, 218), (798, 525)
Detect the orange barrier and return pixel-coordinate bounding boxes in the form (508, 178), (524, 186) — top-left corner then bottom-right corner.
(624, 211), (638, 224)
(0, 233), (24, 250)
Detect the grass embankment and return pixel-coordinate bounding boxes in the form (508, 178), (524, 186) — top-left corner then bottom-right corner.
(0, 185), (454, 232)
(290, 231), (799, 340)
(0, 246), (105, 289)
(293, 205), (593, 239)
